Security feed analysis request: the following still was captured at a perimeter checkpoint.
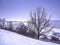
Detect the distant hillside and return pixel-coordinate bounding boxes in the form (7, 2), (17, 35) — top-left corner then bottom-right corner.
(24, 20), (60, 29)
(50, 20), (60, 29)
(4, 20), (60, 29)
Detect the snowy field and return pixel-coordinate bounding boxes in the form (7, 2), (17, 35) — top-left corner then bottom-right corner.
(0, 29), (59, 45)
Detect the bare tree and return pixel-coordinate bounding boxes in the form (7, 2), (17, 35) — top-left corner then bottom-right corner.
(27, 7), (54, 39)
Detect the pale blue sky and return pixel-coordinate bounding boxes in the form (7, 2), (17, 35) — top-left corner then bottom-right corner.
(0, 0), (60, 21)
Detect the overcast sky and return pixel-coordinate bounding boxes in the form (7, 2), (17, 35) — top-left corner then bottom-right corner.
(0, 0), (60, 21)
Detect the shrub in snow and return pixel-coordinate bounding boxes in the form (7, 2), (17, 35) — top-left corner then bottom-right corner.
(15, 22), (27, 36)
(51, 36), (59, 41)
(27, 29), (37, 38)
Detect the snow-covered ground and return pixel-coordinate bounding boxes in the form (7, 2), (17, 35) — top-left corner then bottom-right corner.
(0, 29), (59, 45)
(47, 28), (60, 36)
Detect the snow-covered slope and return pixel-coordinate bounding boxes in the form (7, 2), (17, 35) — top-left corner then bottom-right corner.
(0, 29), (59, 45)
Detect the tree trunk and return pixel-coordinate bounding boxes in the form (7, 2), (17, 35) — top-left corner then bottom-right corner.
(38, 32), (39, 39)
(37, 27), (40, 40)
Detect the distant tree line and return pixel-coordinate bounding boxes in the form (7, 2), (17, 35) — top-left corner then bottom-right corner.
(0, 18), (35, 38)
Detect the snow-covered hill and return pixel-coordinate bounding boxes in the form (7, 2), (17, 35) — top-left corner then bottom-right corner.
(0, 29), (59, 45)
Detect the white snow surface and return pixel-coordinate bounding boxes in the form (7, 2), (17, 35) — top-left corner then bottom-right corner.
(0, 29), (59, 45)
